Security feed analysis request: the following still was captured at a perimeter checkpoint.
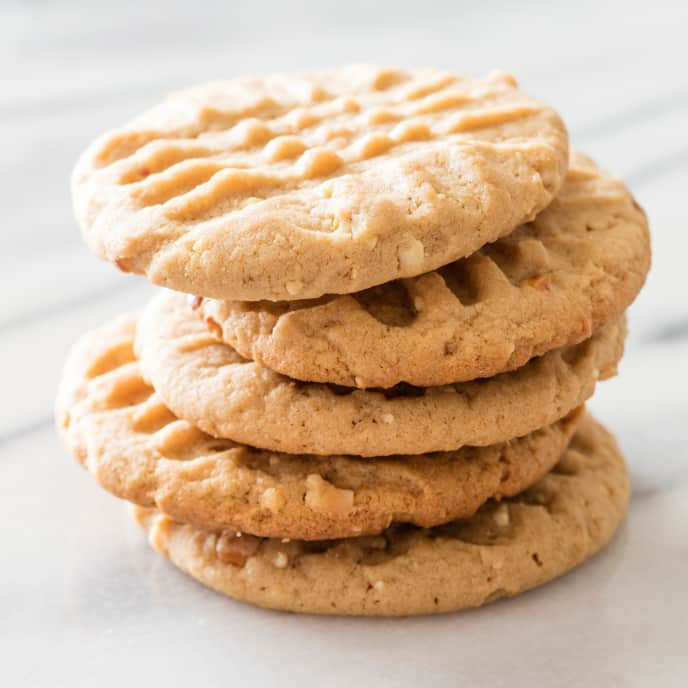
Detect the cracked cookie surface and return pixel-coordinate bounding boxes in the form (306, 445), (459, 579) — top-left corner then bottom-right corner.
(201, 151), (649, 387)
(72, 66), (568, 300)
(136, 290), (625, 456)
(132, 413), (629, 616)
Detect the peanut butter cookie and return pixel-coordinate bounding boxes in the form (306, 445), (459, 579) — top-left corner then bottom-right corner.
(132, 414), (629, 616)
(72, 66), (568, 300)
(200, 152), (649, 387)
(55, 312), (581, 539)
(136, 290), (625, 456)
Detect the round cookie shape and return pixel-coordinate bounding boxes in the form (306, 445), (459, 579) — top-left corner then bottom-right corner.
(132, 414), (629, 616)
(201, 151), (650, 387)
(54, 312), (582, 539)
(72, 66), (568, 300)
(136, 290), (625, 456)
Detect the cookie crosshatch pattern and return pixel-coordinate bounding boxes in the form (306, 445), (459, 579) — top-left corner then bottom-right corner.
(72, 66), (568, 301)
(199, 152), (649, 388)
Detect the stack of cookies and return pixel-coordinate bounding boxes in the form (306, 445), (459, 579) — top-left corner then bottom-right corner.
(57, 66), (650, 616)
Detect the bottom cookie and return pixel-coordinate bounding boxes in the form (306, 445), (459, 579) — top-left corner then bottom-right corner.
(132, 414), (629, 616)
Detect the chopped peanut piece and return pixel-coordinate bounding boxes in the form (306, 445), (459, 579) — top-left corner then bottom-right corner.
(493, 503), (510, 528)
(273, 552), (289, 569)
(304, 474), (354, 515)
(216, 531), (261, 566)
(398, 238), (425, 273)
(260, 487), (286, 513)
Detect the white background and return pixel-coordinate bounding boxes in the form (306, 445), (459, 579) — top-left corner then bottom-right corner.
(1, 1), (687, 686)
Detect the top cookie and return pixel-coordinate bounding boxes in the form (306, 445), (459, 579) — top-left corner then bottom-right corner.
(201, 152), (650, 387)
(72, 66), (568, 300)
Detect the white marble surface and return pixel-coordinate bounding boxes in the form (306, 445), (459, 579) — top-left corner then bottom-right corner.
(1, 1), (687, 685)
